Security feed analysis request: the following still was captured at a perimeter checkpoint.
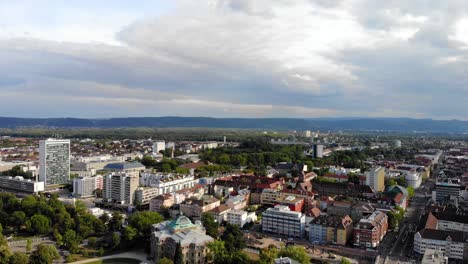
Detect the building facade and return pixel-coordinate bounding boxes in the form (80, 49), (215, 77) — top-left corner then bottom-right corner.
(0, 176), (44, 194)
(140, 172), (197, 195)
(309, 215), (353, 245)
(365, 167), (385, 192)
(150, 215), (214, 264)
(39, 139), (70, 186)
(73, 176), (98, 198)
(262, 205), (305, 238)
(103, 173), (139, 205)
(353, 211), (388, 248)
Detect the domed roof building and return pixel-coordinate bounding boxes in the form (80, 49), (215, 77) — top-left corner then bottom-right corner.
(150, 214), (214, 263)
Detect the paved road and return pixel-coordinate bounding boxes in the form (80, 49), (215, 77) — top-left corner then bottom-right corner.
(69, 250), (151, 264)
(378, 165), (439, 264)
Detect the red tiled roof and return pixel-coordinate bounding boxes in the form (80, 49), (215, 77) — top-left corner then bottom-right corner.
(425, 212), (438, 230)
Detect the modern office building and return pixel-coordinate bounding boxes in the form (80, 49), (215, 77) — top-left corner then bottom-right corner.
(0, 176), (44, 194)
(262, 205), (306, 238)
(102, 173), (139, 205)
(39, 139), (70, 186)
(103, 162), (145, 177)
(150, 215), (214, 264)
(365, 166), (385, 192)
(435, 181), (462, 203)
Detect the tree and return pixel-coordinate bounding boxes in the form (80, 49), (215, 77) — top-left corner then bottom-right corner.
(221, 224), (245, 252)
(108, 212), (123, 232)
(29, 244), (59, 264)
(230, 251), (250, 264)
(201, 213), (219, 239)
(159, 258), (174, 264)
(173, 242), (183, 264)
(52, 229), (63, 247)
(259, 246), (278, 264)
(341, 257), (352, 264)
(98, 247), (104, 257)
(87, 237), (97, 249)
(207, 240), (228, 264)
(63, 230), (78, 251)
(0, 234), (11, 264)
(407, 186), (415, 198)
(10, 212), (26, 231)
(9, 252), (29, 264)
(387, 178), (397, 186)
(278, 246), (310, 264)
(111, 232), (121, 249)
(127, 211), (163, 236)
(25, 239), (32, 252)
(123, 226), (138, 243)
(28, 215), (50, 235)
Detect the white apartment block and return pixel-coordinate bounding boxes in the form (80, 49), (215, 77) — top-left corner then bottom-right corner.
(103, 173), (139, 205)
(262, 205), (305, 238)
(39, 139), (70, 186)
(140, 172), (196, 195)
(227, 210), (248, 227)
(414, 229), (467, 260)
(135, 187), (159, 205)
(73, 176), (97, 198)
(153, 141), (165, 155)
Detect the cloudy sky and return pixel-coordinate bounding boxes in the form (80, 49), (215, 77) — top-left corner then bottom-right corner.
(1, 0), (468, 120)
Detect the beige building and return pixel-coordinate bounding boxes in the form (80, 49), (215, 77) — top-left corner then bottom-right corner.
(365, 166), (385, 192)
(103, 173), (139, 205)
(179, 196), (220, 219)
(150, 215), (214, 264)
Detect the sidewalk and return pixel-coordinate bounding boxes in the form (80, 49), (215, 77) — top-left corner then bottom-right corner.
(70, 251), (152, 264)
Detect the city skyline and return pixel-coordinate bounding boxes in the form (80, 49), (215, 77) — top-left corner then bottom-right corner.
(1, 0), (468, 120)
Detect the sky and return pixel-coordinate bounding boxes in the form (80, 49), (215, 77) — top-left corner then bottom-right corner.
(1, 0), (468, 120)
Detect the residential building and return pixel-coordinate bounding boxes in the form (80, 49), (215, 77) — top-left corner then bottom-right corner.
(150, 215), (214, 264)
(365, 166), (385, 192)
(0, 176), (44, 194)
(227, 210), (248, 227)
(135, 187), (159, 205)
(103, 162), (145, 177)
(153, 141), (165, 155)
(262, 205), (305, 238)
(149, 185), (204, 212)
(309, 215), (353, 245)
(179, 196), (220, 219)
(39, 139), (70, 186)
(313, 144), (324, 158)
(414, 229), (468, 260)
(73, 176), (98, 198)
(327, 201), (352, 217)
(353, 211), (389, 248)
(276, 195), (305, 212)
(421, 249), (448, 264)
(226, 195), (247, 210)
(209, 204), (231, 223)
(102, 173), (139, 205)
(140, 172), (197, 195)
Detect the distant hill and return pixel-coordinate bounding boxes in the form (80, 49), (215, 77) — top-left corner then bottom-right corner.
(0, 117), (466, 133)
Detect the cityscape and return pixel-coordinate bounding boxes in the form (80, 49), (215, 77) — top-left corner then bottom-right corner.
(1, 1), (468, 264)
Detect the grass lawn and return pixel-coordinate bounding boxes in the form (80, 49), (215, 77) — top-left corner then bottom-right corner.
(85, 258), (141, 264)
